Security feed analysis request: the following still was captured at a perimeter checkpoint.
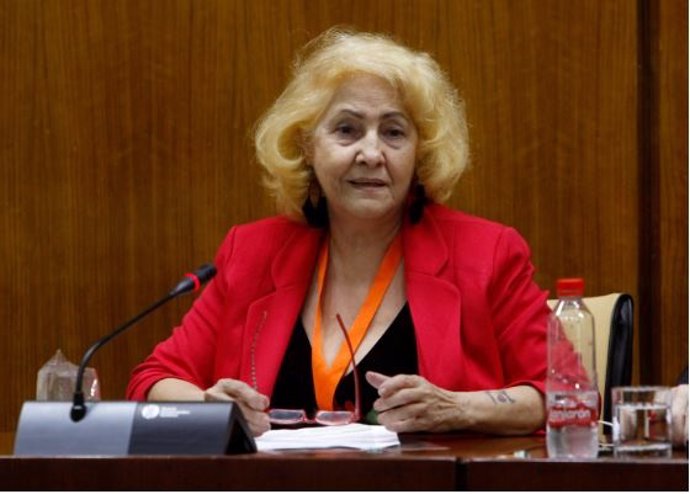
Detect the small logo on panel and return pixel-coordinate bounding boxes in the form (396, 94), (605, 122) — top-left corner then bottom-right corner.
(141, 404), (161, 420)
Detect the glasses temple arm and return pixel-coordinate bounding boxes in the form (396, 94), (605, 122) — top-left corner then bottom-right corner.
(335, 314), (362, 421)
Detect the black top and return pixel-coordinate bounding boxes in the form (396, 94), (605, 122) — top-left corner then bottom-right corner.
(271, 303), (418, 424)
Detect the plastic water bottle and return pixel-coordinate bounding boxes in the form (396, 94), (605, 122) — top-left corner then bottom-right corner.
(546, 278), (599, 458)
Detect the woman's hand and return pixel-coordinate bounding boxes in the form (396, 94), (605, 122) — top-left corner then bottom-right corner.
(366, 371), (544, 435)
(204, 378), (271, 437)
(366, 371), (468, 432)
(671, 384), (688, 446)
(147, 377), (271, 437)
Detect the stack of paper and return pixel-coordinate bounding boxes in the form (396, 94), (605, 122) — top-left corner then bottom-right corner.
(255, 423), (400, 451)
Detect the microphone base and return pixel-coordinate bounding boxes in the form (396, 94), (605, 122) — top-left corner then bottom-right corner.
(14, 401), (256, 456)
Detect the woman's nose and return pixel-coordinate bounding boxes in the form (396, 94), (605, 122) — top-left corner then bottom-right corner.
(356, 132), (384, 166)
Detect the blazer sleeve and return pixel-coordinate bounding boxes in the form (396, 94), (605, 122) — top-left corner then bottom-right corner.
(488, 227), (549, 395)
(125, 228), (237, 401)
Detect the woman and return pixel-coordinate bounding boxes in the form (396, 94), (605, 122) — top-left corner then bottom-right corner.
(126, 28), (548, 437)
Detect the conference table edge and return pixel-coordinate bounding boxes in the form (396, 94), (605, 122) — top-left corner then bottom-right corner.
(0, 453), (458, 490)
(460, 456), (689, 491)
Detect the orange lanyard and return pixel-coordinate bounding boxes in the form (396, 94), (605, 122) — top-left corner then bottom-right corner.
(311, 234), (403, 410)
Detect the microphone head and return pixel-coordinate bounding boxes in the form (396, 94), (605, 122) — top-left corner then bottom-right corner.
(169, 263), (217, 297)
(194, 263), (217, 284)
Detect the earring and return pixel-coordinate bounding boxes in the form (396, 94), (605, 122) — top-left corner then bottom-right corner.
(409, 181), (427, 224)
(302, 178), (329, 228)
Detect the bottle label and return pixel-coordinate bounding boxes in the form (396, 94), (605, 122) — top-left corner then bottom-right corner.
(547, 402), (599, 428)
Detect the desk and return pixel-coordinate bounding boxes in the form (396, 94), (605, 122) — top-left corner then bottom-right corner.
(463, 456), (688, 490)
(0, 433), (687, 490)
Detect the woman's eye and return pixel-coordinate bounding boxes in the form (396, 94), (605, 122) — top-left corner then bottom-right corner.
(335, 123), (358, 137)
(384, 127), (406, 139)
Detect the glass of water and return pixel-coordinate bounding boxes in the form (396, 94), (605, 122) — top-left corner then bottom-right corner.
(612, 386), (672, 458)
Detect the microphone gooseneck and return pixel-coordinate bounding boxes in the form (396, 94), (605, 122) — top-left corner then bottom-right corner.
(70, 263), (217, 422)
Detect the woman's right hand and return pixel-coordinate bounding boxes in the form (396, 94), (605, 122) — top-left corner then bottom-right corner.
(204, 378), (271, 437)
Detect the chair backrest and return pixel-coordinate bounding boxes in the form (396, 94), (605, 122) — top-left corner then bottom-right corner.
(547, 293), (634, 431)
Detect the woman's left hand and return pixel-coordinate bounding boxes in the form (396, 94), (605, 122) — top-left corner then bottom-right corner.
(366, 371), (467, 432)
(366, 371), (545, 435)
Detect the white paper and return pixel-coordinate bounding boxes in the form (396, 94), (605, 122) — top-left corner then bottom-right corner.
(255, 423), (400, 451)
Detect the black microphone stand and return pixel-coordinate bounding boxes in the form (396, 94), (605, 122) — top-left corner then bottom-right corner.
(70, 264), (216, 421)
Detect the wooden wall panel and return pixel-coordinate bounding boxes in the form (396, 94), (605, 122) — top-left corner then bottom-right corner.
(639, 0), (688, 385)
(441, 1), (640, 299)
(656, 0), (688, 385)
(0, 0), (685, 435)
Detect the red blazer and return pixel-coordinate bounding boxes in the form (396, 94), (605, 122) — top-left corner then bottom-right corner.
(126, 204), (548, 401)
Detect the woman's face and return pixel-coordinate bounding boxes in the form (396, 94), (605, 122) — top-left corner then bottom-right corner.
(308, 74), (418, 227)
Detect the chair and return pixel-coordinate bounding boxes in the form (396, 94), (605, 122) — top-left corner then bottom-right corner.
(547, 293), (634, 433)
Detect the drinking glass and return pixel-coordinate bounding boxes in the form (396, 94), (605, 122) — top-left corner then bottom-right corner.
(612, 386), (672, 458)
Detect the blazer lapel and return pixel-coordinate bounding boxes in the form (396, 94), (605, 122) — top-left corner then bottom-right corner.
(239, 225), (324, 396)
(403, 209), (464, 390)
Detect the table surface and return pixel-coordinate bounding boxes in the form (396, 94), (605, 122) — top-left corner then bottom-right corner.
(1, 431), (687, 490)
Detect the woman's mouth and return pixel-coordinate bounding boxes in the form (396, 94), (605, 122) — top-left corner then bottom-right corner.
(348, 178), (386, 188)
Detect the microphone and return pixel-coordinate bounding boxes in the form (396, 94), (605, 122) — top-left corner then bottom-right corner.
(70, 263), (217, 422)
(15, 261), (254, 456)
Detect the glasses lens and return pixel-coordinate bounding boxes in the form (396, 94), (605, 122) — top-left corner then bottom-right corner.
(268, 409), (307, 424)
(314, 410), (355, 426)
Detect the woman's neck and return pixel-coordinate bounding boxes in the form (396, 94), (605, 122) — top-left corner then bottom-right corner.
(327, 215), (403, 283)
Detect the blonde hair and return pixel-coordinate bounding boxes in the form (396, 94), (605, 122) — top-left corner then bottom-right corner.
(254, 27), (469, 220)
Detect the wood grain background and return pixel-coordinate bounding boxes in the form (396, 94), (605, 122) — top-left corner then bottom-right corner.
(0, 0), (686, 434)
